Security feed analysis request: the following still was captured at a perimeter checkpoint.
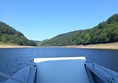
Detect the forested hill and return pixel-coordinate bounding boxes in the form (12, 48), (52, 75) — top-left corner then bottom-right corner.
(0, 21), (37, 46)
(40, 14), (118, 46)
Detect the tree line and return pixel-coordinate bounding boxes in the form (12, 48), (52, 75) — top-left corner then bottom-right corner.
(0, 21), (37, 46)
(40, 14), (118, 46)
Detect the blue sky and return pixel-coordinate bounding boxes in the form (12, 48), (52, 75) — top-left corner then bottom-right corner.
(0, 0), (118, 40)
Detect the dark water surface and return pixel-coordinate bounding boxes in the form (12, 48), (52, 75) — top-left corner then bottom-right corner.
(0, 48), (118, 82)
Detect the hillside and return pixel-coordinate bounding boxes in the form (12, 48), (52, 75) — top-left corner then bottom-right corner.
(40, 14), (118, 46)
(0, 21), (37, 46)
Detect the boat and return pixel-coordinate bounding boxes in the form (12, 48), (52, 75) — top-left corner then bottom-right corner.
(1, 57), (118, 83)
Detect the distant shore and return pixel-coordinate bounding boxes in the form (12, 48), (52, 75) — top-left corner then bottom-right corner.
(0, 42), (36, 48)
(0, 42), (118, 49)
(39, 42), (118, 50)
(64, 42), (118, 50)
(0, 44), (35, 48)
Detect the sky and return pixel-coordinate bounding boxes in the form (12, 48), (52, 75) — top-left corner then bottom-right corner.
(0, 0), (118, 41)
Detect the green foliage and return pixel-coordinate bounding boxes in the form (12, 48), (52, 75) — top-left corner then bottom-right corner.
(107, 14), (118, 24)
(0, 21), (37, 46)
(40, 14), (118, 46)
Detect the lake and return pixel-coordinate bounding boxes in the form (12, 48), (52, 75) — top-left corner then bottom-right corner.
(0, 48), (118, 82)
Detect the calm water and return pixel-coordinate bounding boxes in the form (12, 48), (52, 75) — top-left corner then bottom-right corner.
(0, 48), (118, 82)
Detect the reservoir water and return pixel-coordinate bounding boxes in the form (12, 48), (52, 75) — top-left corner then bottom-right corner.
(0, 48), (118, 82)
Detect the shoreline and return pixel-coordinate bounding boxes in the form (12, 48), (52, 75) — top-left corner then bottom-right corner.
(0, 45), (35, 48)
(39, 42), (118, 50)
(65, 42), (118, 50)
(0, 42), (118, 50)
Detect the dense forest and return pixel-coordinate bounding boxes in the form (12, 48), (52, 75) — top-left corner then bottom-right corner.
(0, 21), (37, 46)
(40, 14), (118, 46)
